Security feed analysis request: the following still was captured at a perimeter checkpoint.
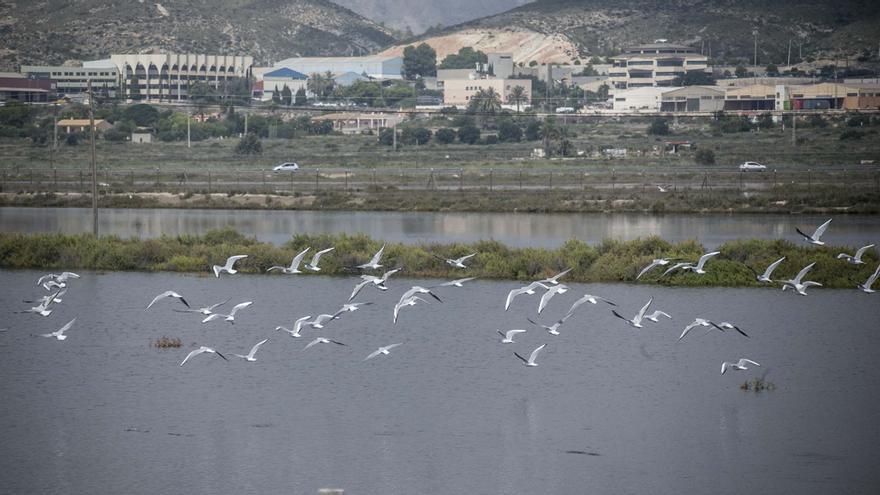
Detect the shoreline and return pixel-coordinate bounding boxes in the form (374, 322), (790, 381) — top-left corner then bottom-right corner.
(1, 229), (873, 289)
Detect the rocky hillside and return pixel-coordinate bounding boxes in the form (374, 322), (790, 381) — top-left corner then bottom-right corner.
(333, 0), (530, 34)
(0, 0), (398, 70)
(393, 0), (880, 65)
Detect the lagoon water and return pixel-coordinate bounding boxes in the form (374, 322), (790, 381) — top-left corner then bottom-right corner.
(2, 207), (880, 248)
(2, 269), (879, 494)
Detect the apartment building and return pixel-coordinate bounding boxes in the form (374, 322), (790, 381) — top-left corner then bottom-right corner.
(609, 43), (709, 89)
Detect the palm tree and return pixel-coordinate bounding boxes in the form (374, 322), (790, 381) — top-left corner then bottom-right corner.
(468, 87), (502, 115)
(507, 85), (528, 113)
(540, 116), (561, 157)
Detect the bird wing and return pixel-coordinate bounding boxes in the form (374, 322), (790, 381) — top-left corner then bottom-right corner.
(56, 318), (77, 335)
(364, 349), (382, 360)
(224, 255), (248, 270)
(381, 268), (401, 282)
(610, 309), (630, 323)
(513, 352), (529, 364)
(289, 247), (311, 270)
(212, 264), (222, 277)
(367, 244), (385, 265)
(544, 268), (572, 284)
(763, 257), (786, 278)
(567, 295), (587, 315)
(855, 244), (875, 260)
(794, 227), (812, 241)
(384, 342), (403, 352)
(206, 299), (230, 311)
(146, 291), (173, 310)
(738, 358), (760, 367)
(392, 301), (404, 323)
(679, 321), (700, 341)
(329, 339), (346, 346)
(180, 348), (204, 366)
(455, 253), (477, 264)
(442, 277), (475, 286)
(504, 287), (522, 311)
(865, 264), (880, 288)
(662, 263), (690, 276)
(793, 262), (816, 284)
(537, 288), (557, 314)
(720, 362), (730, 375)
(505, 329), (527, 339)
(310, 247), (335, 266)
(228, 301), (253, 316)
(634, 297), (653, 324)
(527, 343), (547, 364)
(304, 338), (322, 350)
(636, 260), (660, 280)
(812, 218), (832, 240)
(202, 314), (224, 323)
(248, 339), (269, 357)
(36, 274), (57, 286)
(695, 251), (721, 271)
(349, 280), (370, 301)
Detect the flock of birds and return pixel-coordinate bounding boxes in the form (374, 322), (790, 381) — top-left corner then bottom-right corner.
(16, 218), (879, 377)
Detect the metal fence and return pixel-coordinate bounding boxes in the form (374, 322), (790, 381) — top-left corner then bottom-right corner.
(2, 166), (879, 197)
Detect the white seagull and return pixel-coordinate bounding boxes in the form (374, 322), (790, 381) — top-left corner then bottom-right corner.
(349, 269), (400, 301)
(539, 268), (572, 286)
(213, 254), (248, 277)
(393, 296), (430, 323)
(537, 284), (569, 314)
(307, 313), (339, 329)
(504, 281), (550, 311)
(400, 285), (443, 304)
(610, 297), (653, 328)
(644, 310), (672, 322)
(514, 343), (547, 367)
(304, 247), (335, 271)
(656, 184), (669, 193)
(678, 318), (724, 341)
(434, 277), (476, 288)
(179, 346), (228, 366)
(497, 329), (527, 344)
(527, 312), (573, 336)
(796, 218), (832, 246)
(435, 252), (477, 269)
(858, 264), (880, 293)
(364, 342), (403, 361)
(232, 339), (269, 362)
(837, 244), (874, 265)
(684, 251), (721, 274)
(749, 256), (786, 283)
(334, 302), (373, 317)
(567, 293), (617, 315)
(19, 297), (56, 317)
(201, 301), (254, 324)
(721, 358), (761, 375)
(40, 318), (76, 341)
(303, 337), (346, 350)
(24, 288), (67, 306)
(636, 258), (676, 280)
(358, 243), (386, 270)
(276, 315), (312, 337)
(717, 321), (749, 338)
(267, 247), (310, 274)
(781, 262), (822, 296)
(174, 299), (229, 315)
(146, 290), (190, 310)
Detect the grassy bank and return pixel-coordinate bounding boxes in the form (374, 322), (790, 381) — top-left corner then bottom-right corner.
(0, 229), (874, 289)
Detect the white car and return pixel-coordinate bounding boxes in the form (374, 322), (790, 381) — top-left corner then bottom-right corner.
(273, 162), (300, 172)
(739, 161), (767, 172)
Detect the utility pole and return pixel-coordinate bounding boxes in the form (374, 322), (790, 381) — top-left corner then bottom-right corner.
(244, 112), (248, 135)
(752, 28), (759, 75)
(187, 111), (191, 148)
(87, 80), (98, 237)
(50, 102), (57, 169)
(392, 120), (397, 151)
(787, 39), (792, 69)
(791, 111), (797, 146)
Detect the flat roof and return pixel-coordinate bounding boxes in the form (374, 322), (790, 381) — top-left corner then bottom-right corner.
(275, 55), (401, 67)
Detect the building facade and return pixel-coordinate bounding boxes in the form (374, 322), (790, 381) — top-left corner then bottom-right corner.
(0, 75), (56, 102)
(20, 64), (118, 96)
(660, 86), (725, 112)
(442, 78), (532, 107)
(310, 112), (404, 134)
(610, 43), (709, 89)
(612, 87), (672, 111)
(273, 56), (402, 80)
(109, 53), (254, 101)
(261, 67), (308, 101)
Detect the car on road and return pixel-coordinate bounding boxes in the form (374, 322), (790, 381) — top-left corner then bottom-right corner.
(273, 162), (300, 172)
(739, 161), (767, 172)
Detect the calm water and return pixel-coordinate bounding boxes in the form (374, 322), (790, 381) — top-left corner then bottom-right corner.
(1, 269), (879, 494)
(2, 207), (880, 248)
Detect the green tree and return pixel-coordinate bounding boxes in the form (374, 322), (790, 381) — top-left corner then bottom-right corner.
(401, 126), (432, 145)
(403, 43), (437, 79)
(765, 63), (779, 76)
(294, 88), (307, 106)
(525, 120), (541, 141)
(539, 116), (561, 157)
(378, 127), (396, 146)
(672, 71), (715, 86)
(695, 148), (715, 165)
(308, 72), (334, 100)
(647, 118), (670, 136)
(467, 87), (502, 116)
(734, 65), (748, 78)
(457, 124), (481, 144)
(235, 133), (262, 155)
(281, 85), (292, 106)
(124, 104), (159, 127)
(188, 82), (219, 104)
(435, 127), (456, 144)
(438, 47), (488, 70)
(497, 120), (522, 142)
(507, 85), (528, 113)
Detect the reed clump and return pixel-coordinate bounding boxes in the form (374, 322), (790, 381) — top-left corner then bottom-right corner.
(151, 336), (182, 348)
(740, 378), (776, 392)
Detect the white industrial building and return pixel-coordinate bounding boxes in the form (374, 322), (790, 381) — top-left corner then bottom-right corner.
(273, 56), (403, 80)
(612, 87), (677, 111)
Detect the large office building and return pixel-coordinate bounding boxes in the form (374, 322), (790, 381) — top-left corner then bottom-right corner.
(109, 53), (254, 101)
(443, 78), (532, 108)
(0, 74), (56, 102)
(272, 56), (403, 80)
(20, 62), (118, 96)
(609, 43), (709, 89)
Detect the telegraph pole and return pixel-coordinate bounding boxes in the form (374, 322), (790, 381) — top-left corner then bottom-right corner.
(244, 112), (248, 135)
(787, 39), (792, 68)
(791, 111), (797, 146)
(87, 80), (98, 236)
(752, 28), (758, 74)
(187, 111), (191, 148)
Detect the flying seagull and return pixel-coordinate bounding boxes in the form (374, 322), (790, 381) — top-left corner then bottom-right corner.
(18, 295), (58, 317)
(232, 339), (269, 362)
(644, 310), (672, 322)
(146, 291), (189, 310)
(858, 264), (880, 293)
(567, 293), (617, 315)
(610, 297), (653, 328)
(837, 244), (874, 265)
(364, 342), (403, 361)
(349, 269), (401, 301)
(24, 288), (67, 306)
(434, 252), (477, 269)
(213, 255), (248, 277)
(307, 313), (339, 329)
(39, 318), (76, 341)
(537, 284), (569, 314)
(514, 343), (547, 367)
(636, 258), (676, 280)
(796, 218), (832, 246)
(539, 268), (572, 286)
(433, 277), (476, 288)
(358, 243), (386, 270)
(721, 358), (761, 375)
(527, 312), (573, 336)
(276, 315), (312, 337)
(333, 302), (373, 317)
(678, 318), (724, 341)
(36, 272), (79, 288)
(174, 299), (229, 315)
(400, 286), (443, 304)
(504, 281), (550, 311)
(781, 262), (822, 296)
(685, 251), (721, 275)
(393, 296), (429, 324)
(304, 247), (335, 271)
(747, 256), (786, 283)
(201, 301), (254, 324)
(717, 322), (749, 338)
(656, 184), (669, 193)
(267, 247), (310, 274)
(179, 346), (228, 366)
(303, 337), (346, 351)
(497, 329), (527, 344)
